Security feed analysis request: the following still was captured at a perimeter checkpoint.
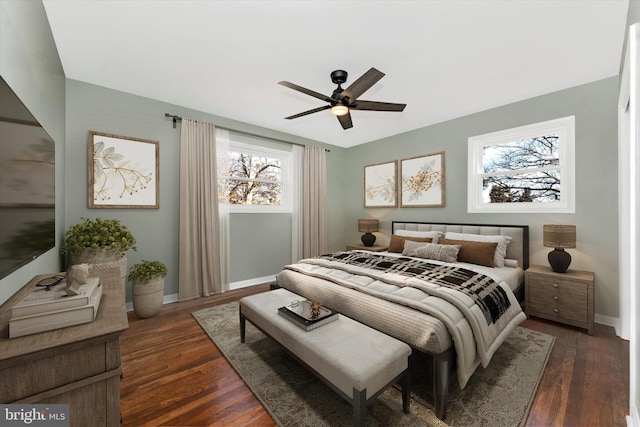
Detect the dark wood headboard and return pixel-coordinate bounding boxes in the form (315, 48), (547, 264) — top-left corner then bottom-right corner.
(392, 221), (529, 270)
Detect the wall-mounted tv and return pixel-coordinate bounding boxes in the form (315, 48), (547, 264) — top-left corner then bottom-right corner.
(0, 76), (55, 279)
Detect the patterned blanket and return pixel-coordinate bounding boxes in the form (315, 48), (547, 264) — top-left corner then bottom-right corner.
(316, 251), (511, 325)
(284, 251), (527, 388)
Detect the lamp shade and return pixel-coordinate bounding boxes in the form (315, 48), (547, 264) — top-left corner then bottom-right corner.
(543, 224), (576, 248)
(358, 219), (379, 233)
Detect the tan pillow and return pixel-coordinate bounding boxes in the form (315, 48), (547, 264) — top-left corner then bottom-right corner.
(439, 238), (498, 267)
(388, 235), (433, 253)
(444, 232), (512, 267)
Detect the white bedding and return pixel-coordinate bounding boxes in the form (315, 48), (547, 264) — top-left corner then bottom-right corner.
(282, 250), (527, 388)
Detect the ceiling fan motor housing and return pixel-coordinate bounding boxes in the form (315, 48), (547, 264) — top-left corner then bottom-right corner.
(330, 70), (348, 84)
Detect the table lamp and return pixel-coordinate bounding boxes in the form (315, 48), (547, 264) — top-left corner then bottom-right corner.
(543, 224), (576, 273)
(358, 219), (379, 247)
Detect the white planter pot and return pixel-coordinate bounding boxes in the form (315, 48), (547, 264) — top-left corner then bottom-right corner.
(132, 277), (164, 319)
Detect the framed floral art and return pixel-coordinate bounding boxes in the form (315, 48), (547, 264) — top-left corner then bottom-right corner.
(88, 131), (159, 208)
(400, 151), (445, 207)
(364, 160), (397, 208)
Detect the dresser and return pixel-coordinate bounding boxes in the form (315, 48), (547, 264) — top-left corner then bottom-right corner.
(0, 267), (128, 426)
(525, 265), (595, 335)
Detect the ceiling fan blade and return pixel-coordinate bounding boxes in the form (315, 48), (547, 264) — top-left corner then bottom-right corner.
(284, 105), (331, 120)
(278, 81), (333, 103)
(340, 67), (385, 102)
(337, 111), (353, 130)
(350, 100), (406, 112)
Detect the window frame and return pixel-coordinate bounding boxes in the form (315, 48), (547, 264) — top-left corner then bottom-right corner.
(467, 116), (575, 213)
(218, 140), (292, 214)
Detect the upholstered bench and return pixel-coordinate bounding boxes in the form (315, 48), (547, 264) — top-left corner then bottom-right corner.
(239, 288), (412, 427)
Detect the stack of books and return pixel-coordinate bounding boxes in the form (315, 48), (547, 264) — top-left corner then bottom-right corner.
(9, 277), (103, 338)
(278, 300), (338, 331)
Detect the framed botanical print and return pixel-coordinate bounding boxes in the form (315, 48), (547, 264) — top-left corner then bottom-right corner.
(89, 131), (159, 208)
(400, 151), (445, 207)
(364, 160), (397, 208)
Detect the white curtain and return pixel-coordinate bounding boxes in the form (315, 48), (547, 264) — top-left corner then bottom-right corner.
(292, 144), (304, 262)
(178, 118), (222, 300)
(303, 145), (328, 257)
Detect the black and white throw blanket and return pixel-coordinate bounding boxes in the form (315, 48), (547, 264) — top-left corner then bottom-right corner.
(284, 251), (526, 388)
(315, 251), (511, 326)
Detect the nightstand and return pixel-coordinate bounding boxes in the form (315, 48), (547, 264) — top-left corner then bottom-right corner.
(525, 265), (595, 335)
(346, 244), (388, 252)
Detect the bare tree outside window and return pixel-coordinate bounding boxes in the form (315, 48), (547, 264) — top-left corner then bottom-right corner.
(218, 151), (282, 205)
(482, 135), (560, 203)
(467, 116), (574, 213)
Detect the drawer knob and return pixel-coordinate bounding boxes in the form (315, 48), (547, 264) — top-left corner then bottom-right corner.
(553, 308), (559, 313)
(553, 283), (559, 288)
(553, 296), (559, 301)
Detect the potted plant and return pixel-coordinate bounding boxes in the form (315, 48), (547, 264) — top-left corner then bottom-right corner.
(128, 260), (167, 318)
(63, 218), (136, 286)
(63, 217), (136, 260)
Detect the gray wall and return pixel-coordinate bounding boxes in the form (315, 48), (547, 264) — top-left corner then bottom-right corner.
(0, 0), (622, 323)
(0, 0), (66, 305)
(343, 77), (620, 319)
(230, 214), (291, 282)
(64, 79), (345, 301)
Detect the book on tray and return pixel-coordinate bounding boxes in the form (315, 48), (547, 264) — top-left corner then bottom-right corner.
(11, 276), (100, 317)
(9, 280), (103, 338)
(278, 300), (338, 331)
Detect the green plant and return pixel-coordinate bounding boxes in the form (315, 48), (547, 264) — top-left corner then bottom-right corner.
(128, 260), (167, 283)
(62, 217), (137, 257)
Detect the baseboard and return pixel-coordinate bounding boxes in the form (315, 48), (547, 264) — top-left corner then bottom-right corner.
(126, 293), (178, 312)
(595, 313), (624, 338)
(128, 291), (625, 339)
(228, 275), (277, 290)
(125, 276), (276, 311)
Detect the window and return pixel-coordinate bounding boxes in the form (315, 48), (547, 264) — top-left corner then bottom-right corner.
(468, 116), (575, 213)
(217, 140), (292, 213)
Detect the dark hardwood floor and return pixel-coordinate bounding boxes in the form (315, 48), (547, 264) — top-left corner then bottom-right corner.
(120, 285), (629, 426)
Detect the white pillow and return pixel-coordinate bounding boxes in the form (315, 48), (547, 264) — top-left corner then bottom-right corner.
(395, 229), (443, 243)
(504, 259), (519, 268)
(444, 232), (512, 267)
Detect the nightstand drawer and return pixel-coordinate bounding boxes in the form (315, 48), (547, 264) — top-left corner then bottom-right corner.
(525, 265), (595, 334)
(528, 276), (588, 323)
(528, 275), (588, 301)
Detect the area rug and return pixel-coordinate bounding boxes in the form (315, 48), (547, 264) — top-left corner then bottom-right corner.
(192, 302), (554, 427)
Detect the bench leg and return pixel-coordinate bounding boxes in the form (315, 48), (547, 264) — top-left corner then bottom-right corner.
(353, 388), (367, 427)
(401, 370), (410, 414)
(240, 313), (246, 343)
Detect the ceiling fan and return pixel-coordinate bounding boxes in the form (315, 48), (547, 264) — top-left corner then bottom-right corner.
(278, 67), (406, 130)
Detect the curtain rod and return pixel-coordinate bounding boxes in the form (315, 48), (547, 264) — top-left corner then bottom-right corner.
(164, 113), (330, 152)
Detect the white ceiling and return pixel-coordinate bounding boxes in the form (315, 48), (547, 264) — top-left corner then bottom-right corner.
(42, 0), (629, 148)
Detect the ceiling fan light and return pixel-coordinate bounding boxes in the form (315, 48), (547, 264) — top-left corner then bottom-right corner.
(330, 105), (349, 116)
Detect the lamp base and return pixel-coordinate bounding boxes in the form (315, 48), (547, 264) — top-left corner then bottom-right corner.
(548, 248), (571, 273)
(361, 232), (376, 247)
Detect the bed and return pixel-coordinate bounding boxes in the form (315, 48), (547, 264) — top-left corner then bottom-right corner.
(275, 221), (529, 419)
